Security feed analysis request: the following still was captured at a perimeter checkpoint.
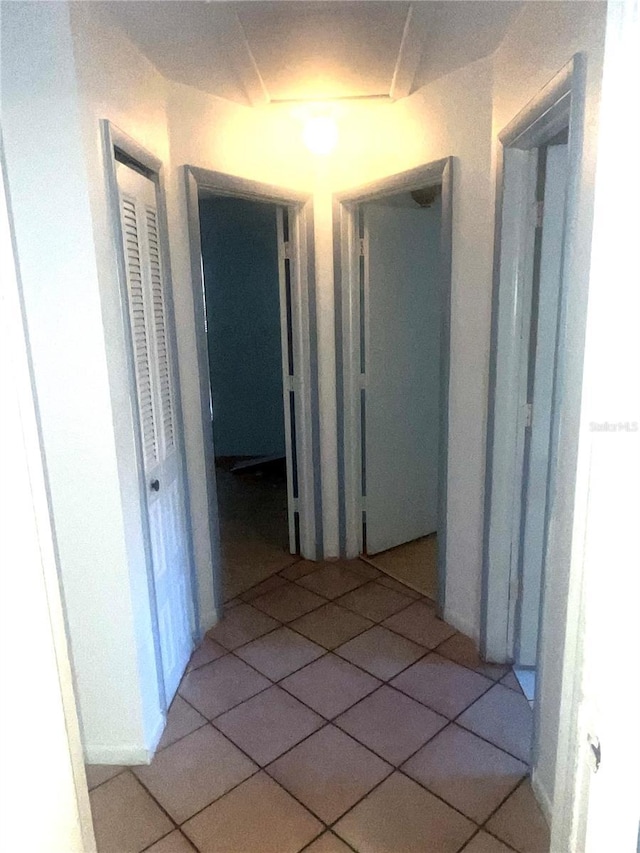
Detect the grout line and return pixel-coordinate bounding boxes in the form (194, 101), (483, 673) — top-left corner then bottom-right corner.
(165, 568), (531, 849)
(85, 766), (127, 794)
(127, 769), (180, 833)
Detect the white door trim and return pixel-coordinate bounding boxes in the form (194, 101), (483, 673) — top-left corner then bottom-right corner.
(481, 54), (593, 826)
(183, 167), (321, 618)
(333, 158), (453, 617)
(102, 121), (199, 708)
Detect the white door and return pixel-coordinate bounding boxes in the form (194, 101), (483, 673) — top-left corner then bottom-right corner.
(116, 161), (193, 702)
(362, 200), (441, 555)
(516, 144), (568, 666)
(275, 207), (298, 553)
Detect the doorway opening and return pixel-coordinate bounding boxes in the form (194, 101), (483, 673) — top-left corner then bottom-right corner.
(481, 56), (587, 818)
(184, 167), (320, 619)
(198, 194), (296, 601)
(335, 159), (453, 615)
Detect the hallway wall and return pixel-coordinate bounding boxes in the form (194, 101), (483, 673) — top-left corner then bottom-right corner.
(491, 0), (607, 820)
(3, 0), (606, 772)
(2, 0), (165, 765)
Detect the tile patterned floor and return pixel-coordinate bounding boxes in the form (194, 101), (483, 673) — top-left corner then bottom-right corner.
(88, 559), (550, 853)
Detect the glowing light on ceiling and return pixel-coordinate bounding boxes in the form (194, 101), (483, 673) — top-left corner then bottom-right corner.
(302, 115), (338, 156)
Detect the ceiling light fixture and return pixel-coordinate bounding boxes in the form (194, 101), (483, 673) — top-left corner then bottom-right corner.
(302, 115), (338, 156)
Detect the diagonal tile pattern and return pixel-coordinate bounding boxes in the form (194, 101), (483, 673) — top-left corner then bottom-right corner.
(88, 560), (542, 853)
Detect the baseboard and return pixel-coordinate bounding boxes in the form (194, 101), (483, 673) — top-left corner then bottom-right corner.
(200, 606), (219, 636)
(531, 767), (554, 824)
(147, 712), (167, 759)
(84, 743), (154, 766)
(84, 712), (166, 766)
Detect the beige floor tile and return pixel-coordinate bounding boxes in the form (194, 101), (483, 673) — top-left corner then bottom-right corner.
(500, 670), (522, 692)
(336, 581), (414, 622)
(279, 560), (320, 580)
(457, 683), (533, 763)
(335, 685), (448, 766)
(268, 725), (391, 824)
(179, 654), (270, 719)
(235, 626), (325, 681)
(183, 772), (322, 853)
(460, 830), (515, 853)
(206, 603), (279, 650)
(290, 602), (374, 649)
(382, 600), (456, 648)
(133, 726), (256, 824)
(144, 829), (197, 853)
(186, 638), (226, 672)
(240, 575), (287, 604)
(157, 695), (207, 751)
(240, 573), (289, 602)
(485, 780), (550, 853)
(85, 764), (124, 791)
(351, 559), (382, 579)
(334, 771), (475, 853)
(251, 581), (327, 622)
(297, 563), (368, 599)
(89, 771), (173, 853)
(402, 723), (528, 823)
(375, 573), (423, 599)
(437, 633), (510, 681)
(281, 654), (381, 718)
(214, 685), (323, 765)
(335, 625), (426, 680)
(302, 832), (355, 852)
(391, 653), (493, 719)
(365, 535), (438, 599)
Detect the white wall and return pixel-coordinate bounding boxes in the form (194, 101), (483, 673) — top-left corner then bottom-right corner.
(0, 118), (95, 853)
(490, 1), (607, 819)
(1, 0), (607, 780)
(1, 1), (161, 764)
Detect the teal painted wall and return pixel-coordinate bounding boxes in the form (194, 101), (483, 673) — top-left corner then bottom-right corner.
(199, 197), (285, 457)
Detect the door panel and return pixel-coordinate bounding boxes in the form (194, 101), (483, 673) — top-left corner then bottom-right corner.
(116, 161), (193, 702)
(363, 201), (441, 555)
(516, 144), (568, 666)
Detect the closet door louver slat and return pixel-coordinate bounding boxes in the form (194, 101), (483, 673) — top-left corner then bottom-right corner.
(145, 205), (175, 456)
(120, 196), (158, 469)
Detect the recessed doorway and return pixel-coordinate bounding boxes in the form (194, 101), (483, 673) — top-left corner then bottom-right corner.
(335, 159), (453, 613)
(185, 168), (320, 615)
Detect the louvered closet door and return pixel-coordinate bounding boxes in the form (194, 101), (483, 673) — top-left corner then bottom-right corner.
(116, 161), (193, 703)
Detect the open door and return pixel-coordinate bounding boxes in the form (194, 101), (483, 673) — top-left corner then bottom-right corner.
(361, 199), (441, 555)
(276, 206), (300, 554)
(116, 160), (194, 702)
(516, 143), (569, 666)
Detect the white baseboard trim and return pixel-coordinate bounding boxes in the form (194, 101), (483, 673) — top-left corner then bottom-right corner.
(146, 712), (167, 759)
(85, 713), (166, 766)
(531, 767), (554, 824)
(200, 606), (219, 635)
(85, 743), (153, 766)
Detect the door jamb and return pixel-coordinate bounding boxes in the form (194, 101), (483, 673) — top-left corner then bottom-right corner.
(183, 166), (322, 619)
(481, 56), (586, 662)
(481, 54), (590, 822)
(333, 158), (453, 617)
(102, 120), (200, 712)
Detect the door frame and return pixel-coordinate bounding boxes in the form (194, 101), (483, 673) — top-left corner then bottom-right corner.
(481, 56), (587, 664)
(102, 120), (199, 712)
(184, 167), (321, 612)
(333, 158), (453, 616)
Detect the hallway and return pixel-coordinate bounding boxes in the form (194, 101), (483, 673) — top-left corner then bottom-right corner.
(87, 561), (549, 853)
